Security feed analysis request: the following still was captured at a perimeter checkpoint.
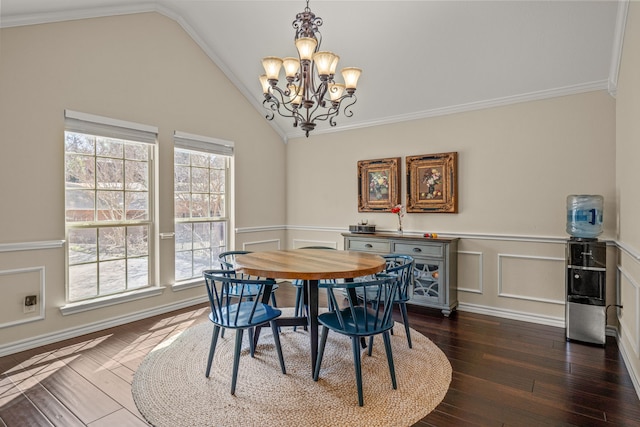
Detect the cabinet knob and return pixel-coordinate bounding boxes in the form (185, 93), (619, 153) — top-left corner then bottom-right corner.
(413, 247), (422, 253)
(365, 244), (373, 248)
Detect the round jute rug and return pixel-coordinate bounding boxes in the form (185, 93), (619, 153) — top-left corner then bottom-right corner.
(132, 309), (451, 427)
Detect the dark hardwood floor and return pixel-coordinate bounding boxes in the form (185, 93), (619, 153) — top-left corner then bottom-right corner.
(0, 284), (638, 426)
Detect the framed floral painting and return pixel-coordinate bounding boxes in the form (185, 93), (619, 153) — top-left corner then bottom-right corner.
(357, 157), (401, 212)
(406, 152), (458, 213)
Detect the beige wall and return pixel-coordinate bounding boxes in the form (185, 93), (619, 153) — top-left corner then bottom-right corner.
(616, 0), (640, 398)
(286, 91), (616, 323)
(286, 92), (615, 236)
(0, 7), (637, 396)
(0, 13), (285, 348)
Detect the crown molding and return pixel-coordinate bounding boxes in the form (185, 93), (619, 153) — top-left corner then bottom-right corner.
(294, 80), (609, 140)
(608, 0), (630, 97)
(0, 2), (159, 28)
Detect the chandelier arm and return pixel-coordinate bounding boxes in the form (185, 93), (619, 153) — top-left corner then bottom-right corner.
(269, 86), (304, 117)
(312, 80), (329, 108)
(263, 87), (308, 126)
(340, 95), (358, 118)
(301, 97), (324, 124)
(307, 104), (340, 124)
(262, 98), (278, 120)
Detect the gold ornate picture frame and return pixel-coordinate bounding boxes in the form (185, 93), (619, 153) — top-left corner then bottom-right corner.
(357, 157), (401, 212)
(406, 152), (458, 213)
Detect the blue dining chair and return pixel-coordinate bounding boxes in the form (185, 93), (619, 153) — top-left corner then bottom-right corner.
(313, 274), (399, 406)
(203, 270), (286, 395)
(219, 250), (279, 307)
(218, 251), (278, 307)
(217, 250), (280, 349)
(363, 255), (415, 355)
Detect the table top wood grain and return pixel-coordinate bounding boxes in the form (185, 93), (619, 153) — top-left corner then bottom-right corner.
(234, 249), (386, 280)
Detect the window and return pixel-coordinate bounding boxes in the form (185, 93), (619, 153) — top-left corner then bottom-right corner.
(174, 132), (233, 282)
(64, 111), (157, 302)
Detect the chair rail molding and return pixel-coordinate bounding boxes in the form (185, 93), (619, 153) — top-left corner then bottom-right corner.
(235, 225), (286, 233)
(0, 240), (65, 253)
(617, 239), (640, 262)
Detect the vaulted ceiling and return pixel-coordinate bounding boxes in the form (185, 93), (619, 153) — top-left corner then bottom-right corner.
(0, 1), (624, 141)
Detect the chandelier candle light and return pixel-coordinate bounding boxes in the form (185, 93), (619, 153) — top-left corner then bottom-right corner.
(259, 0), (362, 137)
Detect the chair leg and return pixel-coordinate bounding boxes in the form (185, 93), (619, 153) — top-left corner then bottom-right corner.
(270, 320), (287, 374)
(294, 286), (303, 331)
(313, 326), (329, 381)
(351, 336), (364, 407)
(230, 329), (244, 395)
(382, 330), (397, 390)
(205, 325), (221, 378)
(269, 293), (281, 333)
(399, 302), (412, 348)
(248, 327), (256, 358)
(325, 288), (334, 312)
(366, 301), (378, 355)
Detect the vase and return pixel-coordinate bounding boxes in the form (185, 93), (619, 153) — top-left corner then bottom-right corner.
(397, 225), (403, 235)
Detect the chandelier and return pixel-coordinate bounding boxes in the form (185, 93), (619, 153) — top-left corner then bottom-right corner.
(259, 0), (362, 137)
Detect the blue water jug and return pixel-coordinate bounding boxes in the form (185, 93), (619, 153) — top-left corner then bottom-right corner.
(566, 195), (603, 239)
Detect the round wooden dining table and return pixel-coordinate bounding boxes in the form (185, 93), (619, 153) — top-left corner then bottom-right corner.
(234, 249), (386, 375)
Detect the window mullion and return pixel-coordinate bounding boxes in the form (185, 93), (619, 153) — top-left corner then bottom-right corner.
(65, 117), (156, 303)
(174, 143), (231, 282)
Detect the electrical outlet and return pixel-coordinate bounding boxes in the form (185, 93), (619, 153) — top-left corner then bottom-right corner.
(24, 295), (37, 313)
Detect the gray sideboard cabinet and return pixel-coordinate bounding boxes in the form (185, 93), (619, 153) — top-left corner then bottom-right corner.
(342, 232), (459, 316)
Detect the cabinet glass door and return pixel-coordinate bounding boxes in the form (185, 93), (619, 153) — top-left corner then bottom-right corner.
(411, 260), (444, 305)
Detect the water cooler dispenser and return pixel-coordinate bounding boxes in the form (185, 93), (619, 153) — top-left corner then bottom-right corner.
(565, 195), (606, 345)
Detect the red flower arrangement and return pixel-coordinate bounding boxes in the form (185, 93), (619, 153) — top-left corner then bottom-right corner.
(391, 204), (404, 232)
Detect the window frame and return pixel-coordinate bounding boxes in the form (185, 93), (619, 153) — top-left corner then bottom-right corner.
(63, 110), (158, 304)
(173, 131), (234, 284)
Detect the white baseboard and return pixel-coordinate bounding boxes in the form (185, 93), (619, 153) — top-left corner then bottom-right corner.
(614, 327), (640, 400)
(0, 296), (208, 358)
(458, 302), (565, 328)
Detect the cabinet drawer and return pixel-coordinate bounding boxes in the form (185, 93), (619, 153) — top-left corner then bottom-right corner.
(346, 239), (390, 253)
(394, 242), (443, 257)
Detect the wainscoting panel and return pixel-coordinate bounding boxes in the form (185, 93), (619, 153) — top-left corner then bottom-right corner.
(619, 265), (640, 356)
(458, 251), (483, 294)
(0, 266), (45, 328)
(498, 253), (565, 305)
(242, 239), (281, 251)
(292, 239), (338, 249)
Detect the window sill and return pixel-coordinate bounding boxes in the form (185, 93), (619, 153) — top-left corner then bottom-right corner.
(172, 278), (204, 292)
(60, 286), (165, 316)
(171, 277), (288, 292)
